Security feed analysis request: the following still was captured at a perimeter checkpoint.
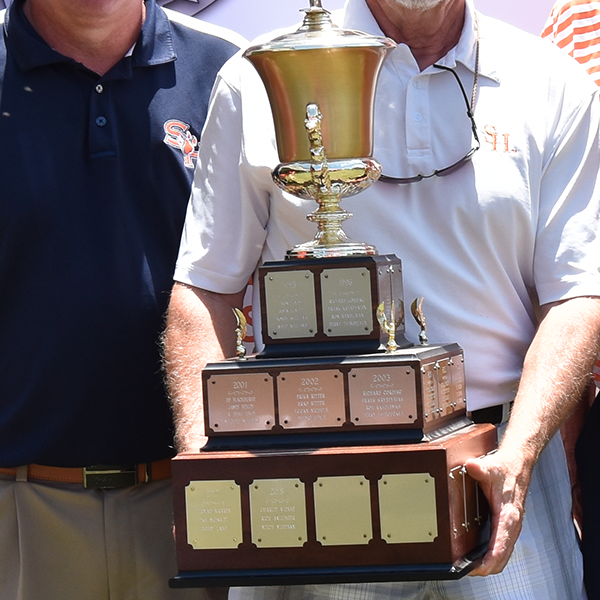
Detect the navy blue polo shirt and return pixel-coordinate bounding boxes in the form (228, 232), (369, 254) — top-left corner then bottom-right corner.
(0, 0), (240, 466)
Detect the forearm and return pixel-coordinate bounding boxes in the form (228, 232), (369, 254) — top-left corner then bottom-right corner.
(162, 282), (245, 453)
(500, 297), (600, 468)
(468, 296), (600, 575)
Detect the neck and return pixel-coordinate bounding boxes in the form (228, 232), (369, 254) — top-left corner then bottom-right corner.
(365, 0), (465, 70)
(23, 0), (146, 76)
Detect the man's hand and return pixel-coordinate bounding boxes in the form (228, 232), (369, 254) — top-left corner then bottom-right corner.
(465, 448), (531, 576)
(464, 297), (600, 577)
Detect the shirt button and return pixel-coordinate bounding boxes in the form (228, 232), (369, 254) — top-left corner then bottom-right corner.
(413, 80), (422, 89)
(413, 112), (423, 122)
(95, 84), (104, 94)
(95, 116), (107, 127)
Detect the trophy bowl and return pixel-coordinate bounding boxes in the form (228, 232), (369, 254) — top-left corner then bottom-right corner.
(243, 0), (396, 258)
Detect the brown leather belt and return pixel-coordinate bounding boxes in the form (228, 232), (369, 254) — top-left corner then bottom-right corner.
(0, 459), (171, 489)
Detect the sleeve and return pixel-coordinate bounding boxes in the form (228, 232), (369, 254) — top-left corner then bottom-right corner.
(173, 56), (278, 294)
(535, 60), (600, 305)
(541, 1), (600, 85)
(541, 1), (564, 43)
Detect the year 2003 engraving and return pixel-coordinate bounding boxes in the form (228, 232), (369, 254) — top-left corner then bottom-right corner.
(348, 366), (418, 426)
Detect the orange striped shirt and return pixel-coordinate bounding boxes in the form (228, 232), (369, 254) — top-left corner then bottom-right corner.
(542, 0), (600, 85)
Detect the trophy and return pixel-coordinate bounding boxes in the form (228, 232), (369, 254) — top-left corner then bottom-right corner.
(170, 0), (496, 589)
(244, 0), (394, 259)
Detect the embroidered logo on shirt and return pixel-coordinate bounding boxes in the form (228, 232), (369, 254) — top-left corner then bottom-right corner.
(484, 125), (517, 154)
(163, 120), (199, 168)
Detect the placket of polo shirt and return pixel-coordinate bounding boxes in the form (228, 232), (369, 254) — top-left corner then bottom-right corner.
(405, 73), (432, 166)
(88, 80), (116, 160)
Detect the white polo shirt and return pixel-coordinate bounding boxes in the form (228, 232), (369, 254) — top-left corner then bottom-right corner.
(175, 0), (600, 411)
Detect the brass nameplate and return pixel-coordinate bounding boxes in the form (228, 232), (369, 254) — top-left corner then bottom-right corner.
(185, 480), (243, 550)
(278, 370), (345, 429)
(379, 473), (438, 543)
(436, 359), (453, 417)
(348, 366), (417, 426)
(314, 476), (372, 546)
(206, 373), (275, 432)
(422, 363), (438, 423)
(264, 270), (318, 339)
(449, 355), (466, 410)
(321, 267), (373, 337)
(249, 478), (307, 548)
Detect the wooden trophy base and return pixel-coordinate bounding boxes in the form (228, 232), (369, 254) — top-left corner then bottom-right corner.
(258, 254), (410, 357)
(170, 423), (496, 587)
(202, 343), (467, 450)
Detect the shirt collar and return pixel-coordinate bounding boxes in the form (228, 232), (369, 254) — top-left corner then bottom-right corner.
(4, 0), (176, 76)
(340, 0), (499, 82)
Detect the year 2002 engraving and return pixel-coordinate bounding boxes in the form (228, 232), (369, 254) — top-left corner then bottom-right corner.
(278, 370), (345, 429)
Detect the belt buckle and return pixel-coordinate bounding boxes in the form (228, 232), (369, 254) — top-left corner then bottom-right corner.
(83, 465), (138, 489)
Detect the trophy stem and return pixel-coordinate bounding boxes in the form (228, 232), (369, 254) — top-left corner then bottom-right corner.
(284, 104), (378, 259)
(286, 192), (376, 259)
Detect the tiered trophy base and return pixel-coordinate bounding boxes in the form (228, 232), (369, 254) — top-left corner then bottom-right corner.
(258, 254), (410, 357)
(202, 344), (467, 449)
(170, 423), (496, 588)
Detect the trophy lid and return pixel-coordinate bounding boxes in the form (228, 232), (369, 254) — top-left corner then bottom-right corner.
(244, 0), (395, 55)
(243, 0), (396, 163)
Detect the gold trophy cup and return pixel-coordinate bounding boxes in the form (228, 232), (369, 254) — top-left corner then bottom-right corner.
(244, 0), (396, 258)
(170, 2), (496, 589)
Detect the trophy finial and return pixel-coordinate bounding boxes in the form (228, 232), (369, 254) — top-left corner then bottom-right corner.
(301, 0), (333, 31)
(233, 308), (248, 360)
(411, 297), (428, 346)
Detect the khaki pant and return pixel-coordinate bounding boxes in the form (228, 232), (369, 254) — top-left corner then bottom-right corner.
(0, 476), (208, 600)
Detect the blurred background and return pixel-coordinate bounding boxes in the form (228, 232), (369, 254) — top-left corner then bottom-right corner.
(155, 0), (556, 40)
(0, 0), (557, 40)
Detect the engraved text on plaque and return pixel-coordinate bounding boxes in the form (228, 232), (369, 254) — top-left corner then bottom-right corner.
(206, 373), (275, 432)
(348, 366), (417, 426)
(264, 270), (318, 339)
(321, 267), (373, 337)
(185, 480), (243, 550)
(250, 478), (307, 548)
(278, 370), (345, 429)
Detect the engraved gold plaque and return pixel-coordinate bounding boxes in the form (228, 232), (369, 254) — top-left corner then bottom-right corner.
(264, 270), (318, 339)
(206, 373), (275, 433)
(321, 267), (373, 337)
(250, 478), (308, 548)
(278, 370), (345, 429)
(436, 359), (453, 417)
(379, 473), (438, 543)
(314, 476), (372, 546)
(449, 355), (466, 411)
(185, 480), (243, 550)
(422, 363), (438, 423)
(348, 366), (418, 426)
